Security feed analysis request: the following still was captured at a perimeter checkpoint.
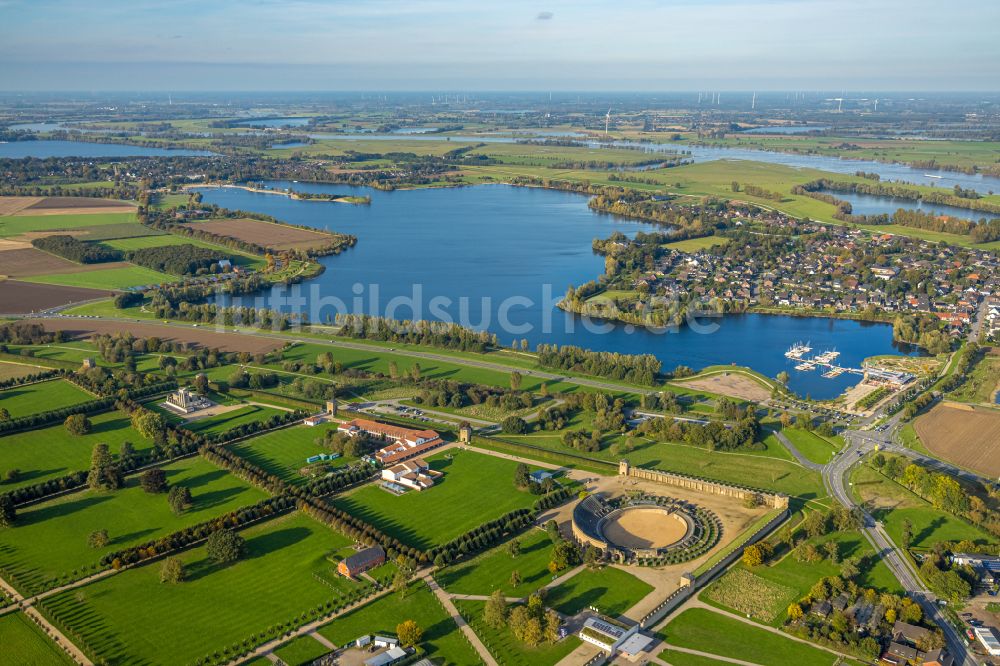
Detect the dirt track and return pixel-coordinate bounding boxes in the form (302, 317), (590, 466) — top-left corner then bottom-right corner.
(21, 318), (285, 353)
(914, 403), (1000, 478)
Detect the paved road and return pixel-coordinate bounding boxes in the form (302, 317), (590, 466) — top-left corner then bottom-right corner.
(830, 428), (977, 666)
(773, 430), (824, 471)
(423, 574), (497, 666)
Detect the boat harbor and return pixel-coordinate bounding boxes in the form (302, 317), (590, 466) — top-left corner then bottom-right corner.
(785, 343), (863, 378)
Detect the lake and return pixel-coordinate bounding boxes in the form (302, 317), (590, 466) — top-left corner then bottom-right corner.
(740, 125), (831, 134)
(197, 182), (919, 399)
(0, 140), (215, 158)
(235, 117), (312, 128)
(821, 190), (997, 222)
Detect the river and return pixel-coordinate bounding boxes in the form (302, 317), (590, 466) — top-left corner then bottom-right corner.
(0, 140), (215, 158)
(821, 190), (997, 221)
(301, 132), (1000, 192)
(196, 182), (920, 399)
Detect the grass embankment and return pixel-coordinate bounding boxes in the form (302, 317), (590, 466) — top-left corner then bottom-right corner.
(850, 464), (993, 549)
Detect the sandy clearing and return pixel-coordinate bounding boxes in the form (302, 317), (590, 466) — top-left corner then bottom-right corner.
(602, 508), (689, 549)
(0, 197), (43, 216)
(20, 318), (285, 354)
(674, 372), (771, 402)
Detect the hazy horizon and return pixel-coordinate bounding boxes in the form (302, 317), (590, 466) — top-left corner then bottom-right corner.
(1, 0), (998, 92)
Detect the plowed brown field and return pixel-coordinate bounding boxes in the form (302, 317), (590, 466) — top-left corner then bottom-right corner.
(914, 402), (1000, 478)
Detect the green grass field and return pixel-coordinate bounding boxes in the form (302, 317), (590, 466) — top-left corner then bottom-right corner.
(662, 236), (730, 252)
(0, 212), (136, 238)
(154, 404), (286, 436)
(39, 512), (362, 665)
(71, 223), (163, 242)
(0, 455), (267, 594)
(272, 635), (331, 666)
(21, 265), (174, 290)
(500, 425), (823, 499)
(315, 581), (482, 666)
(781, 428), (841, 465)
(657, 648), (734, 666)
(229, 422), (355, 485)
(0, 409), (155, 493)
(662, 607), (841, 666)
(0, 379), (94, 419)
(0, 612), (74, 665)
(545, 566), (653, 618)
(436, 527), (556, 597)
(704, 528), (903, 626)
(850, 464), (992, 548)
(331, 450), (540, 550)
(454, 598), (581, 666)
(0, 360), (46, 380)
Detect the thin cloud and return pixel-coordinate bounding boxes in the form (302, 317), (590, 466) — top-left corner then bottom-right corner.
(536, 11), (553, 20)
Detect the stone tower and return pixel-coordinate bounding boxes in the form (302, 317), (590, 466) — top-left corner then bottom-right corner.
(618, 459), (630, 477)
(458, 423), (473, 444)
(326, 399), (337, 416)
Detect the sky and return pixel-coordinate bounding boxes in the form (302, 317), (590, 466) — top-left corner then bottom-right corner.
(0, 0), (998, 91)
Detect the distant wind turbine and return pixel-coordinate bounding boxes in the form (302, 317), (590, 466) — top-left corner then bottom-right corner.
(751, 92), (756, 110)
(873, 98), (879, 112)
(605, 107), (612, 135)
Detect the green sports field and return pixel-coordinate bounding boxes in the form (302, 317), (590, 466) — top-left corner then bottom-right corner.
(0, 612), (74, 665)
(316, 581), (481, 666)
(39, 513), (362, 665)
(0, 378), (94, 419)
(21, 265), (174, 290)
(229, 422), (355, 485)
(0, 409), (155, 493)
(436, 527), (556, 597)
(0, 212), (136, 238)
(331, 450), (540, 550)
(0, 455), (267, 594)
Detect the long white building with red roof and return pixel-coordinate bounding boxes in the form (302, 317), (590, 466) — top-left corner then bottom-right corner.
(338, 418), (444, 464)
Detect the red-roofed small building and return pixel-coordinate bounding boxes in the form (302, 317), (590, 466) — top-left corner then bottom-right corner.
(338, 418), (444, 464)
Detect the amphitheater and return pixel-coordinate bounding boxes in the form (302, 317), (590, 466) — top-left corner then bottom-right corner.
(572, 492), (721, 564)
